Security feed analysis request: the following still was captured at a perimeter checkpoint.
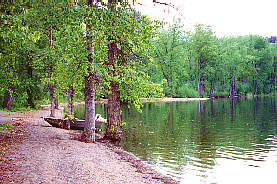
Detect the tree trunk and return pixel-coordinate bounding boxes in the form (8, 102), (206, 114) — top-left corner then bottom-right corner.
(105, 82), (121, 142)
(104, 0), (122, 143)
(233, 77), (236, 95)
(209, 81), (213, 98)
(54, 95), (59, 109)
(197, 58), (201, 98)
(67, 85), (74, 116)
(197, 76), (201, 98)
(104, 37), (122, 142)
(161, 72), (171, 96)
(49, 84), (55, 117)
(194, 77), (197, 91)
(82, 74), (95, 142)
(200, 78), (204, 97)
(81, 0), (96, 142)
(3, 90), (12, 109)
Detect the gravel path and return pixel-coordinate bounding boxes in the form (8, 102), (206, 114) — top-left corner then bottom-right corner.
(0, 108), (178, 184)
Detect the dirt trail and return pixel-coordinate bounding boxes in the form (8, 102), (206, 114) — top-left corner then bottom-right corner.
(0, 107), (178, 184)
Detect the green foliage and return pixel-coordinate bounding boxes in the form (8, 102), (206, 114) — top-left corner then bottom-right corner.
(0, 122), (13, 134)
(176, 85), (198, 97)
(151, 20), (186, 97)
(0, 1), (276, 112)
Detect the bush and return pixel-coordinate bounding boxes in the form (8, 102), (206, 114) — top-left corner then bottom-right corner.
(175, 85), (198, 97)
(213, 91), (229, 97)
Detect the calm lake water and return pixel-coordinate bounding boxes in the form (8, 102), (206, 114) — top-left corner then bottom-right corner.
(74, 97), (277, 184)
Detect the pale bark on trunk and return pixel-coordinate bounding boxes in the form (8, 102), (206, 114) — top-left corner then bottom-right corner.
(83, 73), (95, 142)
(197, 76), (201, 98)
(82, 1), (96, 141)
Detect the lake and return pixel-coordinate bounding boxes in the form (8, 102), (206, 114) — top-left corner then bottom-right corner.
(74, 96), (277, 184)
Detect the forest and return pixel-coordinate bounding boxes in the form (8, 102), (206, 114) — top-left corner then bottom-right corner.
(1, 1), (276, 141)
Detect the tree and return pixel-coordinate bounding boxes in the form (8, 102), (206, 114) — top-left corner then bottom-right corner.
(218, 37), (250, 98)
(90, 1), (162, 142)
(153, 20), (185, 97)
(25, 1), (66, 116)
(187, 24), (218, 97)
(249, 35), (272, 95)
(0, 2), (42, 109)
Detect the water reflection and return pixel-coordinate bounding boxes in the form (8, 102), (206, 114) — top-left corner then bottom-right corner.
(74, 97), (277, 183)
(120, 97), (277, 183)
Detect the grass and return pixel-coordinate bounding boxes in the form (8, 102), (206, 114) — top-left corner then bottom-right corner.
(0, 122), (13, 153)
(0, 122), (13, 134)
(0, 112), (11, 116)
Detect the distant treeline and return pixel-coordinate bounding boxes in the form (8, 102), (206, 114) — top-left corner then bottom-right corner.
(144, 23), (277, 98)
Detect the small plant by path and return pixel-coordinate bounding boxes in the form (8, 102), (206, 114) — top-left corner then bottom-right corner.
(0, 122), (13, 134)
(0, 122), (13, 153)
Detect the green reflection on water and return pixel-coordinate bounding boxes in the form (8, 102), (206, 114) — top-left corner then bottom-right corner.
(74, 97), (277, 183)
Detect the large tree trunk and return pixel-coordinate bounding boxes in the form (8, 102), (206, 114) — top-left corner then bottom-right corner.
(82, 74), (95, 142)
(49, 84), (55, 117)
(3, 90), (12, 109)
(104, 0), (122, 143)
(82, 0), (96, 141)
(67, 85), (74, 116)
(105, 82), (121, 142)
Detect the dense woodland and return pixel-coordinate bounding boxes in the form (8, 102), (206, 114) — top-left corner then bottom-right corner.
(1, 1), (276, 141)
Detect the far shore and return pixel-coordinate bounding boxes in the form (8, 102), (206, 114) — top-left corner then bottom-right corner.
(39, 95), (276, 108)
(141, 97), (210, 103)
(45, 97), (210, 107)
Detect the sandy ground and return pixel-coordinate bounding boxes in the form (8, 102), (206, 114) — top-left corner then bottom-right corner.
(0, 107), (178, 184)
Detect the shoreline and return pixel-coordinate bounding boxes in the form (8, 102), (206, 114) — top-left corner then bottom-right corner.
(39, 95), (276, 108)
(51, 97), (210, 107)
(0, 107), (179, 184)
